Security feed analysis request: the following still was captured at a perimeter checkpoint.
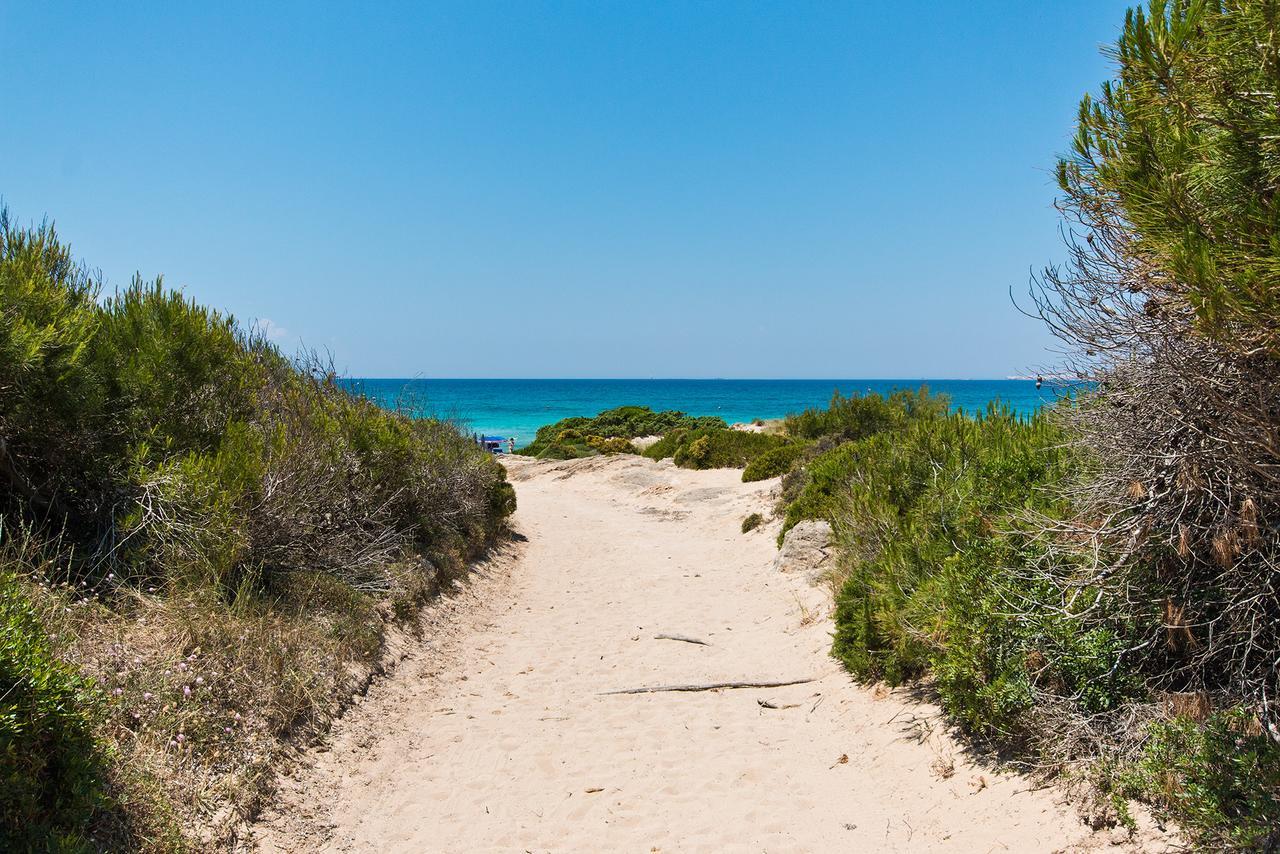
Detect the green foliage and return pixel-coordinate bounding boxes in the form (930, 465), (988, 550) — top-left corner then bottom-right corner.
(779, 442), (866, 537)
(808, 401), (1280, 841)
(1120, 709), (1280, 849)
(0, 210), (514, 597)
(0, 574), (107, 851)
(741, 441), (811, 482)
(769, 388), (950, 508)
(1062, 0), (1280, 341)
(587, 435), (637, 455)
(121, 421), (264, 591)
(820, 409), (1105, 728)
(740, 512), (764, 534)
(0, 210), (106, 520)
(518, 406), (724, 458)
(785, 387), (948, 443)
(643, 427), (789, 470)
(0, 208), (518, 846)
(96, 278), (260, 458)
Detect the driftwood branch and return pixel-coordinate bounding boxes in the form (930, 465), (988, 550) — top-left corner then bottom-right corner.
(757, 698), (801, 710)
(600, 678), (815, 696)
(653, 633), (709, 646)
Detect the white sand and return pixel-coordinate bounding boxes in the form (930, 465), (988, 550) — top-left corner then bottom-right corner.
(250, 454), (1171, 853)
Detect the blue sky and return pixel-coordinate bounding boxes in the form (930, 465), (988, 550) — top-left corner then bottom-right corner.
(1, 1), (1130, 378)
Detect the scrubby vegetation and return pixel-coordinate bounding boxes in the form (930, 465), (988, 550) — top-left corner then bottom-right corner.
(642, 427), (790, 470)
(774, 389), (951, 535)
(740, 513), (763, 534)
(785, 387), (947, 444)
(517, 406), (722, 459)
(766, 386), (1280, 845)
(740, 442), (810, 483)
(756, 3), (1280, 846)
(1, 571), (114, 852)
(0, 209), (515, 849)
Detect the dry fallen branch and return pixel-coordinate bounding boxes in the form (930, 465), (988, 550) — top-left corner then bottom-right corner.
(757, 698), (801, 710)
(600, 678), (815, 695)
(653, 633), (709, 646)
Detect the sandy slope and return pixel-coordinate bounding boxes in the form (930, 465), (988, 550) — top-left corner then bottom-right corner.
(249, 454), (1171, 853)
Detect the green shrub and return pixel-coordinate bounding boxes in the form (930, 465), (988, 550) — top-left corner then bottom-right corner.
(824, 408), (1077, 693)
(524, 437), (596, 460)
(0, 212), (514, 597)
(0, 208), (519, 845)
(121, 421), (264, 592)
(587, 435), (637, 455)
(97, 278), (260, 459)
(778, 442), (866, 537)
(741, 442), (810, 482)
(0, 574), (107, 851)
(741, 513), (764, 533)
(0, 211), (107, 528)
(785, 387), (947, 443)
(800, 395), (1280, 841)
(637, 429), (684, 461)
(1119, 709), (1280, 850)
(643, 427), (788, 470)
(518, 406), (725, 457)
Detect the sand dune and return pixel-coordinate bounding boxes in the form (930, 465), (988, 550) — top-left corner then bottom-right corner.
(249, 454), (1170, 853)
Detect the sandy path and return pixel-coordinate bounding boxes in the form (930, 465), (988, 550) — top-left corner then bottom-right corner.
(250, 454), (1165, 853)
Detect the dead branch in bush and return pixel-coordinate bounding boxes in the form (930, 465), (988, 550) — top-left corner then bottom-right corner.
(1022, 153), (1280, 745)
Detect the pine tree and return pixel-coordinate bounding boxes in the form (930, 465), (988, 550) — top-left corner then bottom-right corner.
(1061, 0), (1280, 346)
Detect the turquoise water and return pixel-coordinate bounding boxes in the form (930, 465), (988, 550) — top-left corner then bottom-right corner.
(347, 379), (1073, 445)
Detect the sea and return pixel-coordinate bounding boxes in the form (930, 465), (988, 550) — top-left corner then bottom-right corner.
(346, 378), (1075, 445)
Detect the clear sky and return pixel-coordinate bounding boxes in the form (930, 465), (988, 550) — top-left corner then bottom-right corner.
(1, 1), (1131, 378)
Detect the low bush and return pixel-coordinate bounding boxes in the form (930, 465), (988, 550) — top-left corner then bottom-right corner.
(643, 428), (789, 470)
(0, 573), (107, 851)
(1117, 709), (1280, 848)
(785, 387), (947, 444)
(806, 398), (1280, 845)
(587, 435), (637, 455)
(0, 208), (516, 847)
(826, 407), (1072, 687)
(777, 442), (866, 537)
(518, 406), (724, 458)
(741, 442), (811, 482)
(740, 513), (764, 533)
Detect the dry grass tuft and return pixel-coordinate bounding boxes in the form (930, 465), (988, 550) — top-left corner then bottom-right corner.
(16, 541), (482, 848)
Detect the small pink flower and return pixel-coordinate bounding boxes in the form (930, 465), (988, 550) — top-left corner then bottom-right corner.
(183, 685), (191, 698)
(176, 733), (184, 743)
(143, 692), (154, 701)
(112, 687), (123, 696)
(195, 676), (204, 685)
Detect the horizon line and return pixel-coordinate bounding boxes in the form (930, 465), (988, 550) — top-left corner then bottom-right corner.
(342, 376), (1036, 382)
